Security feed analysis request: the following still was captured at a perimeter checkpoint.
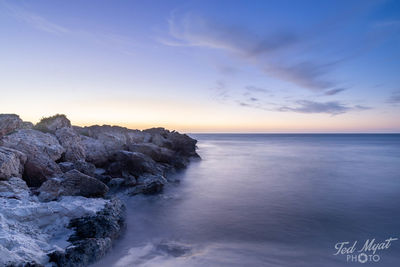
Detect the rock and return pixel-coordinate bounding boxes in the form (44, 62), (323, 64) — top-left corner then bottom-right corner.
(76, 125), (129, 152)
(59, 160), (96, 177)
(68, 198), (125, 241)
(0, 114), (23, 138)
(22, 121), (34, 129)
(0, 147), (27, 180)
(34, 114), (71, 134)
(108, 178), (125, 188)
(168, 131), (199, 157)
(1, 129), (64, 187)
(49, 199), (125, 267)
(129, 143), (175, 164)
(62, 170), (109, 198)
(38, 170), (109, 201)
(0, 177), (30, 199)
(129, 174), (167, 195)
(55, 127), (85, 162)
(107, 150), (159, 177)
(36, 178), (63, 202)
(58, 162), (74, 173)
(49, 238), (112, 267)
(80, 136), (108, 166)
(144, 127), (199, 157)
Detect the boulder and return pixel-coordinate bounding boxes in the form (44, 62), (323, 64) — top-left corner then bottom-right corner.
(58, 160), (95, 176)
(80, 136), (109, 166)
(144, 127), (198, 157)
(38, 170), (109, 201)
(34, 114), (71, 134)
(55, 127), (85, 162)
(0, 147), (27, 180)
(0, 129), (64, 186)
(129, 143), (175, 164)
(129, 174), (167, 195)
(0, 114), (23, 138)
(0, 177), (30, 199)
(48, 199), (125, 267)
(76, 125), (129, 152)
(107, 150), (159, 177)
(58, 162), (75, 173)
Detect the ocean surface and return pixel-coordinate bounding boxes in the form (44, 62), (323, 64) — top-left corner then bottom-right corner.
(93, 134), (400, 267)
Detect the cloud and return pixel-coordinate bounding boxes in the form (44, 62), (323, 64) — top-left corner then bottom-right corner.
(245, 86), (270, 93)
(3, 3), (140, 56)
(164, 13), (297, 56)
(387, 91), (400, 104)
(161, 12), (340, 92)
(277, 100), (370, 115)
(324, 88), (347, 96)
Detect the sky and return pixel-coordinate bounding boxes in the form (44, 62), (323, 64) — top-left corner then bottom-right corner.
(0, 0), (399, 133)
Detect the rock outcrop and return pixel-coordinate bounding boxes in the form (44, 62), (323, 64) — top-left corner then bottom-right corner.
(0, 114), (23, 138)
(1, 129), (64, 187)
(0, 147), (27, 180)
(38, 170), (109, 201)
(48, 198), (125, 267)
(55, 127), (86, 162)
(0, 113), (199, 267)
(34, 114), (71, 134)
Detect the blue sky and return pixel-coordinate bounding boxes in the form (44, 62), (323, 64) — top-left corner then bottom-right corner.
(0, 0), (399, 132)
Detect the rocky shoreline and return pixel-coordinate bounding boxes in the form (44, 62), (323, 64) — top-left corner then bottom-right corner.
(0, 114), (199, 266)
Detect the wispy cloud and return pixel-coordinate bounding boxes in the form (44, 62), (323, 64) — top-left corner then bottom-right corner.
(160, 12), (340, 92)
(324, 88), (347, 96)
(3, 3), (139, 56)
(387, 91), (400, 104)
(244, 86), (270, 94)
(278, 100), (370, 115)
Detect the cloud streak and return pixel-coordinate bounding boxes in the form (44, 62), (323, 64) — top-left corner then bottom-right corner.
(324, 88), (347, 96)
(161, 12), (340, 92)
(387, 91), (400, 104)
(278, 100), (371, 115)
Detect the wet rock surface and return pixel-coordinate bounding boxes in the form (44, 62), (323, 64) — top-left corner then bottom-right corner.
(48, 199), (125, 267)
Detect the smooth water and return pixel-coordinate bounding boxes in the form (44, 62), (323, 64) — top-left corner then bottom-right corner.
(93, 134), (400, 266)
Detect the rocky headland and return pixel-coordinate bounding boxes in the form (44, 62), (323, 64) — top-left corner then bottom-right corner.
(0, 114), (199, 267)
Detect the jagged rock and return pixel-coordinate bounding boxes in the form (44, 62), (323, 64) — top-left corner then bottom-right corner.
(80, 136), (108, 166)
(76, 125), (129, 152)
(58, 162), (74, 173)
(37, 178), (63, 202)
(108, 178), (125, 188)
(129, 143), (175, 164)
(34, 114), (71, 134)
(68, 198), (125, 241)
(55, 127), (85, 162)
(107, 150), (159, 177)
(144, 127), (198, 157)
(1, 129), (64, 186)
(49, 238), (112, 267)
(0, 147), (27, 180)
(0, 177), (30, 199)
(129, 174), (167, 195)
(59, 160), (96, 176)
(22, 121), (34, 129)
(0, 114), (23, 138)
(49, 199), (125, 267)
(72, 160), (96, 176)
(38, 170), (109, 201)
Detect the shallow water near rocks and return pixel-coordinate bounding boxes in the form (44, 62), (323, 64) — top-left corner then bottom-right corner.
(92, 134), (400, 267)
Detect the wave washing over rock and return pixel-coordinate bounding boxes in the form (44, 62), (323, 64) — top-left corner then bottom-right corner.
(0, 114), (199, 267)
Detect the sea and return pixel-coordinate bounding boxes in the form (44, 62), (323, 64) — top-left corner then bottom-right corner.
(92, 134), (400, 267)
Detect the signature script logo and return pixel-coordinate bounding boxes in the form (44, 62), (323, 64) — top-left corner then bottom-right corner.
(334, 237), (398, 263)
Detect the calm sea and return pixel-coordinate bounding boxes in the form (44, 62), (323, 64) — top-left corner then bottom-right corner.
(93, 134), (400, 267)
